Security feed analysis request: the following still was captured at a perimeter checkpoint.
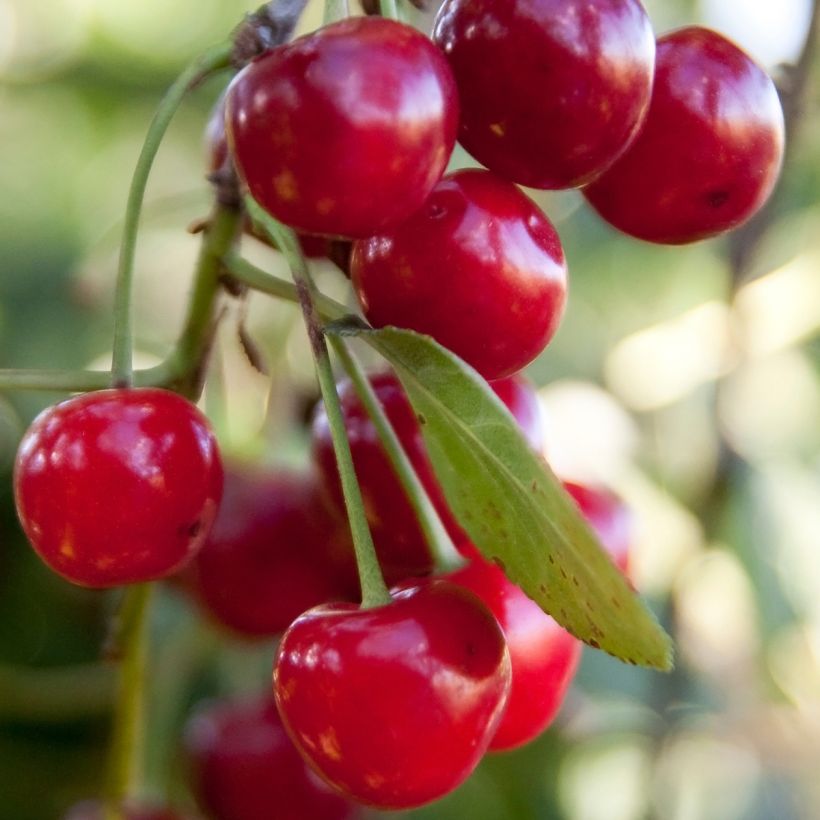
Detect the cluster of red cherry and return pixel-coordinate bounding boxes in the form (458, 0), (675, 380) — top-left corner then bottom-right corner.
(11, 0), (784, 817)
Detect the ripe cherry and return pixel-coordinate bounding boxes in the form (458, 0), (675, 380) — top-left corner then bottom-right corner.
(446, 559), (581, 751)
(184, 696), (357, 820)
(433, 0), (655, 189)
(352, 169), (567, 380)
(312, 371), (545, 582)
(184, 466), (358, 638)
(14, 388), (223, 588)
(584, 26), (785, 244)
(63, 802), (194, 820)
(274, 582), (511, 809)
(227, 16), (458, 239)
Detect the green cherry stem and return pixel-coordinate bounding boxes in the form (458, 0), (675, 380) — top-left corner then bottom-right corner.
(329, 336), (463, 571)
(244, 195), (390, 608)
(324, 0), (349, 24)
(162, 201), (242, 400)
(379, 0), (400, 20)
(105, 583), (154, 817)
(223, 254), (349, 322)
(110, 41), (233, 389)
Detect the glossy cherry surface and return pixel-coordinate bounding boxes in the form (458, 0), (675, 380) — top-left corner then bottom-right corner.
(185, 466), (358, 638)
(184, 696), (356, 820)
(64, 802), (194, 820)
(563, 480), (631, 576)
(433, 0), (655, 189)
(274, 582), (511, 809)
(227, 16), (458, 239)
(352, 169), (567, 380)
(14, 388), (223, 588)
(447, 559), (581, 750)
(584, 26), (785, 244)
(313, 371), (545, 582)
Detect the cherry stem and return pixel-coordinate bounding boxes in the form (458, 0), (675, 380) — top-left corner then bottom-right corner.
(224, 254), (350, 322)
(329, 337), (463, 571)
(379, 0), (400, 20)
(110, 41), (233, 389)
(244, 195), (391, 608)
(0, 662), (114, 722)
(323, 0), (349, 24)
(163, 201), (243, 400)
(105, 583), (154, 818)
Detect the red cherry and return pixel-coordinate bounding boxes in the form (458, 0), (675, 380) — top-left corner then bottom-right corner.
(274, 582), (511, 809)
(312, 371), (545, 581)
(226, 16), (458, 239)
(184, 696), (357, 820)
(563, 481), (632, 576)
(446, 559), (581, 751)
(352, 169), (567, 380)
(63, 802), (195, 820)
(13, 388), (223, 588)
(583, 26), (785, 244)
(433, 0), (655, 189)
(184, 466), (358, 638)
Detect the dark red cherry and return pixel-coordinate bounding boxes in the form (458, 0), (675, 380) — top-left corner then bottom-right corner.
(14, 388), (223, 588)
(312, 371), (545, 581)
(583, 26), (785, 244)
(184, 466), (358, 638)
(352, 169), (567, 380)
(446, 559), (581, 751)
(563, 481), (631, 576)
(433, 0), (655, 189)
(184, 696), (357, 820)
(226, 16), (458, 239)
(63, 802), (195, 820)
(274, 582), (511, 809)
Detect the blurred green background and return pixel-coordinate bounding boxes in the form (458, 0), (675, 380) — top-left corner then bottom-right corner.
(0, 0), (819, 817)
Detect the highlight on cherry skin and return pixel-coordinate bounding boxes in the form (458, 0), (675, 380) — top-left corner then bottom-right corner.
(311, 370), (547, 582)
(273, 581), (512, 810)
(183, 696), (358, 820)
(583, 26), (785, 244)
(13, 388), (223, 588)
(433, 0), (656, 189)
(352, 168), (568, 380)
(182, 465), (359, 639)
(226, 15), (459, 239)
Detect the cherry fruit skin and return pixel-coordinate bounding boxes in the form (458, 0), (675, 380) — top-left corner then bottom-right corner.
(185, 466), (358, 638)
(184, 696), (356, 820)
(14, 388), (223, 588)
(352, 169), (567, 380)
(584, 27), (785, 244)
(447, 560), (581, 751)
(312, 371), (545, 582)
(433, 0), (655, 189)
(274, 582), (512, 809)
(227, 16), (458, 239)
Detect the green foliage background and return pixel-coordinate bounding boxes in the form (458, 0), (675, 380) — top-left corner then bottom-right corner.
(0, 0), (818, 817)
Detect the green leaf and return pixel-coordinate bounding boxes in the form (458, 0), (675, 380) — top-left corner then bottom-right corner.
(331, 323), (673, 671)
